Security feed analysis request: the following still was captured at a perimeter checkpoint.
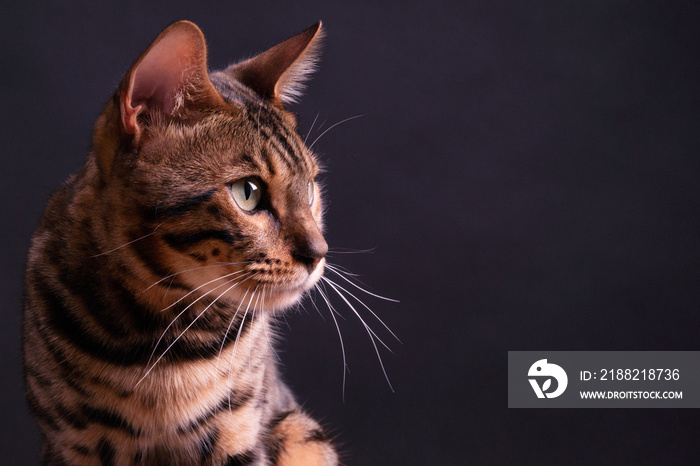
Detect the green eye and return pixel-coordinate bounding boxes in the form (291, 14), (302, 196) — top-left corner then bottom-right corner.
(230, 178), (262, 212)
(308, 180), (315, 206)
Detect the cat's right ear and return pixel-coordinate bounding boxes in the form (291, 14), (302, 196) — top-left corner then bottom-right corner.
(119, 21), (224, 136)
(93, 21), (223, 178)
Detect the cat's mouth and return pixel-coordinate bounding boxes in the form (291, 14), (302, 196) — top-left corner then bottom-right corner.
(171, 258), (326, 313)
(258, 258), (325, 309)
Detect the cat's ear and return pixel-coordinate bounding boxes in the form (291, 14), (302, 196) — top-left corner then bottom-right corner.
(120, 20), (223, 136)
(224, 22), (323, 106)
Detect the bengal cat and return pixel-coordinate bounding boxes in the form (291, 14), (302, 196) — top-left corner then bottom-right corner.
(23, 21), (341, 465)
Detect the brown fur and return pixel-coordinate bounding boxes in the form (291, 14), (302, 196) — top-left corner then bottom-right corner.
(24, 21), (338, 465)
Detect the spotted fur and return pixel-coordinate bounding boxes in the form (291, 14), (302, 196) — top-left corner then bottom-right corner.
(23, 21), (339, 465)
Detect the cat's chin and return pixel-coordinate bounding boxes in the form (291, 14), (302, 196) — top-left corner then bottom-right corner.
(261, 258), (326, 311)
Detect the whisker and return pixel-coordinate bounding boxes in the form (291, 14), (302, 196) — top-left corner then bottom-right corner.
(136, 273), (253, 388)
(321, 276), (393, 351)
(90, 223), (163, 258)
(227, 284), (260, 409)
(323, 262), (361, 278)
(308, 287), (326, 321)
(148, 272), (251, 370)
(215, 286), (252, 381)
(326, 247), (377, 255)
(321, 276), (394, 392)
(325, 263), (400, 303)
(247, 287), (264, 382)
(312, 118), (327, 141)
(304, 113), (320, 145)
(324, 266), (401, 345)
(259, 285), (281, 361)
(158, 273), (176, 306)
(158, 269), (249, 313)
(315, 283), (348, 401)
(144, 261), (251, 292)
(308, 114), (364, 151)
(323, 273), (400, 345)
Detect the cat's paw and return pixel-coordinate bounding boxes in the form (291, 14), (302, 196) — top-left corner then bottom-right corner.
(270, 410), (339, 466)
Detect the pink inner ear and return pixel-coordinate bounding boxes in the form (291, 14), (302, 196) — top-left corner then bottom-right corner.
(128, 27), (203, 118)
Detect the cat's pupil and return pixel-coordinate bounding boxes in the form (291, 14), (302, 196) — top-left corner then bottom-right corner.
(245, 180), (260, 201)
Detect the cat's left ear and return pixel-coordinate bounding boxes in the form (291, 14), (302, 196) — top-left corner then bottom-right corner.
(223, 22), (323, 107)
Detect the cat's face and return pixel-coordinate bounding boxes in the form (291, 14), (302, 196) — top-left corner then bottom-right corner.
(128, 106), (325, 311)
(92, 21), (327, 312)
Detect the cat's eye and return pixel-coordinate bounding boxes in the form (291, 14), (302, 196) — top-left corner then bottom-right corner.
(230, 178), (262, 212)
(308, 180), (315, 206)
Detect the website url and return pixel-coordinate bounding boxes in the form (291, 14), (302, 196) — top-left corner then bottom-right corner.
(580, 391), (682, 400)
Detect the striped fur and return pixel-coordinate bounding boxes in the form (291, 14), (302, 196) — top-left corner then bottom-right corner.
(23, 21), (338, 465)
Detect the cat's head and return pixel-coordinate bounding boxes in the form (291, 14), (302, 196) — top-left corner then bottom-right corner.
(90, 21), (327, 312)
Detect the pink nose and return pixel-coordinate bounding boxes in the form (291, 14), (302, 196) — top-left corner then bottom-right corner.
(292, 232), (328, 271)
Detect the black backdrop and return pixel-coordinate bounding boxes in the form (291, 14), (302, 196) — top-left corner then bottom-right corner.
(3, 1), (700, 464)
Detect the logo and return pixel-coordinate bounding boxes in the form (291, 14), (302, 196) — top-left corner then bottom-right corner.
(528, 359), (568, 398)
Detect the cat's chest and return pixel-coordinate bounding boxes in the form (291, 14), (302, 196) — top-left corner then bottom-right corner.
(89, 320), (270, 423)
(109, 360), (271, 458)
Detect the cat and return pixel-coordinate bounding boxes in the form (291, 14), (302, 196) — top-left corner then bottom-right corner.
(23, 20), (340, 465)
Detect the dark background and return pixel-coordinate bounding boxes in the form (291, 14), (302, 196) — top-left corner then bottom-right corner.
(3, 1), (700, 464)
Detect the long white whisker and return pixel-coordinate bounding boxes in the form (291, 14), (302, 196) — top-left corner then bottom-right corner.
(326, 247), (377, 255)
(304, 113), (320, 145)
(312, 119), (327, 141)
(324, 262), (361, 277)
(316, 281), (346, 321)
(308, 287), (326, 321)
(90, 223), (163, 257)
(146, 272), (252, 372)
(136, 274), (252, 388)
(366, 325), (394, 393)
(159, 269), (248, 313)
(325, 263), (399, 303)
(321, 276), (394, 392)
(315, 283), (348, 401)
(308, 114), (364, 151)
(247, 288), (264, 382)
(227, 285), (259, 409)
(259, 285), (280, 361)
(322, 273), (401, 344)
(144, 261), (251, 292)
(158, 271), (176, 306)
(215, 285), (253, 381)
(321, 276), (392, 352)
(232, 286), (258, 364)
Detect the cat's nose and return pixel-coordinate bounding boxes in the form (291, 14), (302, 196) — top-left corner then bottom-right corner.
(292, 229), (328, 271)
